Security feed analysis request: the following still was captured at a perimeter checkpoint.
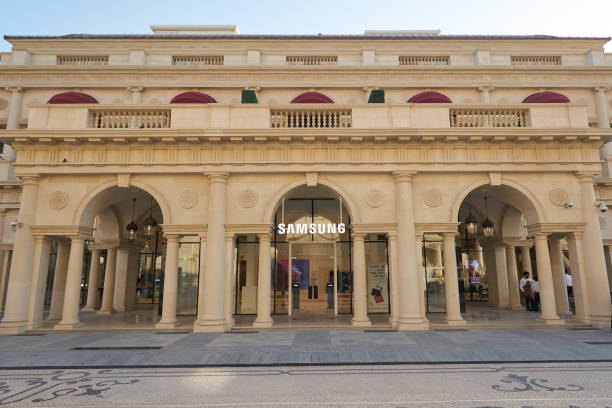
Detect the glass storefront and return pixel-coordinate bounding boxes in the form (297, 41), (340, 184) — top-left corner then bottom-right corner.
(176, 237), (200, 315)
(423, 233), (446, 313)
(365, 236), (389, 314)
(234, 237), (259, 314)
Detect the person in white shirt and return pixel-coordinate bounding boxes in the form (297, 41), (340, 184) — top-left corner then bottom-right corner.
(531, 278), (540, 312)
(565, 272), (573, 297)
(519, 271), (535, 311)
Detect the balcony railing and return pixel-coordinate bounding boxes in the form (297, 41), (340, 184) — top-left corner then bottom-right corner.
(399, 56), (450, 66)
(172, 55), (224, 65)
(511, 56), (561, 66)
(286, 56), (338, 66)
(57, 56), (109, 65)
(271, 109), (352, 128)
(90, 110), (171, 128)
(450, 108), (530, 128)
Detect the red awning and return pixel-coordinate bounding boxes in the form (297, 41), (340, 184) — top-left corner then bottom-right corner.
(291, 92), (334, 103)
(522, 92), (570, 103)
(408, 91), (452, 103)
(48, 92), (98, 104)
(170, 92), (217, 104)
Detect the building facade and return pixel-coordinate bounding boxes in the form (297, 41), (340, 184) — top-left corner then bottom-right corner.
(0, 25), (611, 333)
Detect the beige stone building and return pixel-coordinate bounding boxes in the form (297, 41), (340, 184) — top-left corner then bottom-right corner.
(0, 25), (611, 334)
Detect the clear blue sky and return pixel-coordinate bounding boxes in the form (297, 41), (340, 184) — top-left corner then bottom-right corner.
(2, 0), (611, 51)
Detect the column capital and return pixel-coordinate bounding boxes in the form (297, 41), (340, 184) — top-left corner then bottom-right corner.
(126, 86), (143, 93)
(257, 232), (271, 241)
(575, 171), (598, 182)
(20, 175), (40, 185)
(89, 248), (102, 255)
(594, 86), (610, 93)
(534, 232), (549, 240)
(442, 232), (457, 241)
(352, 232), (366, 241)
(568, 231), (584, 240)
(5, 86), (22, 93)
(164, 234), (181, 243)
(69, 235), (85, 244)
(205, 172), (229, 183)
(387, 231), (398, 240)
(478, 86), (495, 92)
(392, 171), (417, 183)
(225, 232), (235, 241)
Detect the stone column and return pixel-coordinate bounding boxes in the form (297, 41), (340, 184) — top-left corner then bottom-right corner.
(393, 171), (427, 330)
(549, 238), (571, 315)
(387, 232), (399, 325)
(520, 245), (532, 274)
(48, 240), (70, 320)
(534, 233), (563, 324)
(196, 233), (206, 320)
(127, 86), (143, 104)
(443, 232), (465, 325)
(0, 175), (39, 334)
(113, 247), (130, 312)
(156, 235), (180, 328)
(0, 250), (9, 312)
(567, 232), (590, 322)
(82, 249), (101, 311)
(505, 244), (522, 310)
(494, 246), (510, 308)
(98, 246), (117, 314)
(605, 245), (612, 296)
(576, 172), (611, 326)
(351, 233), (371, 327)
(197, 173), (228, 332)
(478, 86), (494, 104)
(25, 236), (51, 329)
(253, 232), (273, 327)
(224, 233), (235, 329)
(594, 87), (610, 128)
(55, 236), (85, 329)
(3, 86), (22, 160)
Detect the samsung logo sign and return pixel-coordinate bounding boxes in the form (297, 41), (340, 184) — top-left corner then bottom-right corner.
(277, 223), (346, 235)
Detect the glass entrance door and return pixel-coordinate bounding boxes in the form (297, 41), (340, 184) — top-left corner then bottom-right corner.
(289, 242), (336, 318)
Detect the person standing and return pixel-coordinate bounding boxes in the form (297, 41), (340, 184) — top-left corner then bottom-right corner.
(519, 271), (534, 311)
(531, 278), (540, 312)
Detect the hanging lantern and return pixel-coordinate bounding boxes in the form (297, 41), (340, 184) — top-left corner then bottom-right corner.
(482, 196), (495, 239)
(142, 197), (157, 238)
(464, 194), (478, 234)
(126, 198), (138, 242)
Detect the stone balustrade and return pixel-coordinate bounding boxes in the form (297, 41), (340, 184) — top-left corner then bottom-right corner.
(399, 56), (449, 66)
(510, 56), (561, 65)
(270, 108), (352, 128)
(172, 56), (224, 65)
(22, 103), (588, 132)
(56, 56), (109, 65)
(90, 110), (171, 128)
(449, 108), (530, 128)
(286, 56), (338, 65)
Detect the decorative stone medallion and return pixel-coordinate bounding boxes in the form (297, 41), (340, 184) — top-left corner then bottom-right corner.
(239, 189), (258, 208)
(49, 191), (68, 210)
(365, 189), (384, 208)
(549, 188), (569, 206)
(0, 98), (8, 110)
(178, 190), (198, 209)
(424, 189), (443, 208)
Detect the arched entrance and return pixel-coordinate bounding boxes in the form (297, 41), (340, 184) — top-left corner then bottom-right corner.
(233, 184), (390, 326)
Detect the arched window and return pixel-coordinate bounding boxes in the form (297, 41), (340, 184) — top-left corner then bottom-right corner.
(47, 92), (98, 104)
(170, 92), (217, 104)
(291, 92), (334, 103)
(522, 91), (570, 103)
(407, 91), (452, 103)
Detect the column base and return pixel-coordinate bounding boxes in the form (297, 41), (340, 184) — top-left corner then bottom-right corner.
(397, 317), (429, 331)
(536, 316), (565, 325)
(0, 321), (27, 335)
(351, 316), (372, 327)
(253, 319), (273, 328)
(388, 315), (398, 325)
(81, 306), (97, 312)
(24, 321), (47, 330)
(96, 309), (115, 315)
(572, 315), (591, 324)
(444, 318), (466, 326)
(156, 321), (178, 329)
(589, 313), (612, 328)
(54, 321), (84, 329)
(193, 318), (226, 332)
(509, 305), (524, 311)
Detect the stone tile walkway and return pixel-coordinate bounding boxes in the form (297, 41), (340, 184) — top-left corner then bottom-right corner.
(0, 327), (609, 369)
